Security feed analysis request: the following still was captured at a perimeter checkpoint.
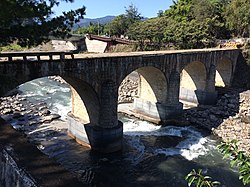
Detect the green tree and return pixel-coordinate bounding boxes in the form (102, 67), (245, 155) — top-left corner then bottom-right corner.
(108, 4), (142, 37)
(0, 0), (85, 46)
(164, 18), (214, 49)
(164, 0), (193, 22)
(75, 22), (105, 35)
(224, 0), (250, 37)
(108, 15), (128, 37)
(127, 16), (169, 50)
(191, 0), (230, 39)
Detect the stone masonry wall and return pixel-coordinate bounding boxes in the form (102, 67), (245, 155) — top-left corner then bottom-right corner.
(213, 91), (250, 153)
(184, 89), (250, 154)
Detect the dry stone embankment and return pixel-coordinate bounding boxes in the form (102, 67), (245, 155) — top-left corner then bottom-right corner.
(118, 74), (138, 104)
(184, 89), (250, 154)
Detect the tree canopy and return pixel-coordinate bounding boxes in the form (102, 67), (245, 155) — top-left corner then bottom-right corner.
(224, 0), (250, 37)
(126, 0), (250, 50)
(0, 0), (85, 46)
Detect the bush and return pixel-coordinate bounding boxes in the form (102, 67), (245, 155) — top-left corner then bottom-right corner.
(0, 44), (27, 52)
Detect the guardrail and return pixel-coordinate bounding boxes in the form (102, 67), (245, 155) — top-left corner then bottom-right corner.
(0, 51), (75, 62)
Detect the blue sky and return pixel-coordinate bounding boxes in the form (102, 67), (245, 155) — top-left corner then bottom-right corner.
(53, 0), (173, 18)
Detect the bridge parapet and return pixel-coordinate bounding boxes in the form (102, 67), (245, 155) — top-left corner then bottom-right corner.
(0, 51), (75, 62)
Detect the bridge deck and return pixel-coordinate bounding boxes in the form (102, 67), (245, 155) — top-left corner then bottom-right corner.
(0, 48), (239, 62)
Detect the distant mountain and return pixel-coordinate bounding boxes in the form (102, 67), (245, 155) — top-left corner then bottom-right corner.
(73, 16), (116, 29)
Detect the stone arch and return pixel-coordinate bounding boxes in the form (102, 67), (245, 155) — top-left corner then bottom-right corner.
(180, 61), (207, 104)
(135, 66), (168, 103)
(62, 76), (100, 125)
(215, 57), (233, 87)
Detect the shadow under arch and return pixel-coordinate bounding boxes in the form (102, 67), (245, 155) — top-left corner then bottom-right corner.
(215, 57), (233, 88)
(180, 61), (207, 105)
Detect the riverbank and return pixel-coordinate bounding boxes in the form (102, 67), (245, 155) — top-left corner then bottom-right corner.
(183, 89), (250, 155)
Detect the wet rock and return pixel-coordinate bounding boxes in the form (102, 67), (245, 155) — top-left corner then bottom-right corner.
(3, 109), (13, 114)
(50, 114), (61, 120)
(12, 113), (23, 119)
(39, 109), (51, 116)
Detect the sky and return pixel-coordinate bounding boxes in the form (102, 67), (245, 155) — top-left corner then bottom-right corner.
(53, 0), (173, 19)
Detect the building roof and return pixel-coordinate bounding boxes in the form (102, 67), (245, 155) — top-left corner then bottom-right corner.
(86, 34), (131, 45)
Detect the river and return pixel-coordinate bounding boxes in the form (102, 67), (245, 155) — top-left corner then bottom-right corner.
(14, 77), (243, 186)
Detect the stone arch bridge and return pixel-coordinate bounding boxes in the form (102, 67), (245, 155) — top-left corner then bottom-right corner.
(0, 49), (240, 153)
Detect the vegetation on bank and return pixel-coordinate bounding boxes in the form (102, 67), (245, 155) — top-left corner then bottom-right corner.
(186, 140), (250, 186)
(75, 0), (250, 51)
(0, 44), (27, 52)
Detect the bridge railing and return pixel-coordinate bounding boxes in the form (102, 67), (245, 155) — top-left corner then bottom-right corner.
(0, 51), (75, 62)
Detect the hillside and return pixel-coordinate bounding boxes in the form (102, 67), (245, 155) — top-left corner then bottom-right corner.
(73, 16), (116, 30)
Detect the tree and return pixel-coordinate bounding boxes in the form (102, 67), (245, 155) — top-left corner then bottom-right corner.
(127, 17), (169, 50)
(224, 0), (250, 37)
(124, 4), (142, 25)
(0, 0), (85, 46)
(108, 4), (142, 37)
(164, 0), (193, 22)
(74, 22), (105, 35)
(191, 0), (230, 39)
(107, 15), (128, 37)
(164, 18), (215, 49)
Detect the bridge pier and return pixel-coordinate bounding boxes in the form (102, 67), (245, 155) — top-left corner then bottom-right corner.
(67, 81), (123, 153)
(67, 114), (123, 153)
(180, 88), (218, 105)
(133, 98), (183, 122)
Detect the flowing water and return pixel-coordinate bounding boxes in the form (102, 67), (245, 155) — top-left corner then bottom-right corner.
(16, 77), (243, 187)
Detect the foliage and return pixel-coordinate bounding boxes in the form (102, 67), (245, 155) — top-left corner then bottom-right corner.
(106, 4), (142, 37)
(74, 22), (105, 35)
(186, 140), (250, 187)
(0, 44), (27, 52)
(164, 19), (215, 49)
(165, 0), (193, 22)
(185, 169), (220, 187)
(127, 17), (169, 50)
(224, 0), (250, 37)
(127, 0), (231, 50)
(217, 140), (250, 185)
(0, 0), (85, 46)
(191, 0), (230, 39)
(106, 15), (129, 37)
(127, 0), (249, 50)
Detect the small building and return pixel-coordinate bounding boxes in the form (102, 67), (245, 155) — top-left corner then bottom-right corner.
(85, 34), (131, 53)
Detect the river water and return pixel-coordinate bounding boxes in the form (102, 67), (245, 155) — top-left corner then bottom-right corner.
(16, 77), (243, 187)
